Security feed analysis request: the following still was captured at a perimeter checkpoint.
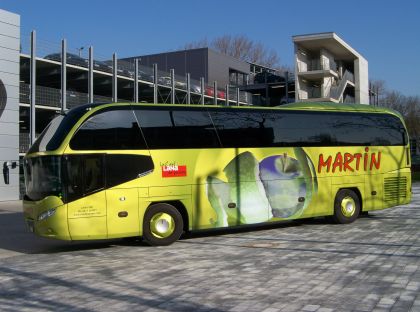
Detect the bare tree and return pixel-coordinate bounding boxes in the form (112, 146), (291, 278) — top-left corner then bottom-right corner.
(183, 37), (209, 50)
(370, 79), (387, 104)
(372, 80), (420, 142)
(182, 34), (283, 69)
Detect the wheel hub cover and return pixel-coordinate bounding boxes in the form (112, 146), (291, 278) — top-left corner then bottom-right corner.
(341, 196), (356, 217)
(150, 212), (175, 238)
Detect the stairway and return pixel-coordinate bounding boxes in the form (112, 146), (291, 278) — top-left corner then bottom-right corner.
(330, 70), (354, 101)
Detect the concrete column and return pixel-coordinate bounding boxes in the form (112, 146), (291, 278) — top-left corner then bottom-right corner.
(88, 46), (93, 103)
(200, 78), (205, 105)
(186, 73), (190, 105)
(294, 44), (300, 101)
(61, 39), (67, 112)
(30, 30), (36, 144)
(153, 63), (158, 104)
(213, 81), (217, 105)
(236, 87), (240, 106)
(225, 85), (229, 106)
(355, 57), (369, 104)
(134, 59), (139, 103)
(112, 53), (117, 102)
(170, 69), (175, 104)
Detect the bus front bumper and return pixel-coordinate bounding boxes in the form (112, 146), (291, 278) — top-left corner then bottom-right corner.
(23, 196), (71, 240)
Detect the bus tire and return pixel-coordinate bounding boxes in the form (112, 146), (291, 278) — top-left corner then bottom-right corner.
(333, 189), (360, 224)
(143, 203), (184, 246)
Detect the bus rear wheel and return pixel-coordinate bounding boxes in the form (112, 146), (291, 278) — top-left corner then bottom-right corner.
(143, 203), (183, 246)
(333, 189), (360, 224)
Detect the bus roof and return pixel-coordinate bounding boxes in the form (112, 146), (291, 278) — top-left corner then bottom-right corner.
(280, 102), (395, 114)
(68, 101), (403, 120)
(280, 102), (404, 120)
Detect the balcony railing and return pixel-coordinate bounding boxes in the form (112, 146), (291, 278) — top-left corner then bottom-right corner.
(20, 83), (115, 108)
(297, 59), (338, 72)
(20, 83), (60, 108)
(307, 87), (321, 98)
(299, 87), (321, 100)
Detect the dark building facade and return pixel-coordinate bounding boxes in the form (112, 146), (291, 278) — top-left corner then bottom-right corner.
(124, 48), (250, 88)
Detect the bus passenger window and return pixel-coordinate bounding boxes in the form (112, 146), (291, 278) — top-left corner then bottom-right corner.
(135, 109), (220, 149)
(70, 109), (147, 150)
(209, 111), (274, 147)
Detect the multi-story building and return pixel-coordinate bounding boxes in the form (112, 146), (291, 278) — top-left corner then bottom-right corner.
(293, 32), (369, 104)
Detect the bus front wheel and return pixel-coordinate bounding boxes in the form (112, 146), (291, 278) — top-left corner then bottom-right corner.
(143, 203), (184, 246)
(333, 189), (360, 224)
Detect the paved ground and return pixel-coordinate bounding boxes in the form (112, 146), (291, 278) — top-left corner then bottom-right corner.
(0, 185), (419, 312)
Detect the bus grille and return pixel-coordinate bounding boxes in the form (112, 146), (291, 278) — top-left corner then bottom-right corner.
(384, 177), (407, 203)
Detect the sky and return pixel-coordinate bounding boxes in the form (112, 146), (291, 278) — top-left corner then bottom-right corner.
(2, 0), (420, 96)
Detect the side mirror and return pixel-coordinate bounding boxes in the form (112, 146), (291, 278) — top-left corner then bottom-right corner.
(3, 162), (9, 185)
(2, 161), (17, 184)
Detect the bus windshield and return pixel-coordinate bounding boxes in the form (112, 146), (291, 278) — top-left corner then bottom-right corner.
(27, 104), (101, 154)
(24, 156), (62, 201)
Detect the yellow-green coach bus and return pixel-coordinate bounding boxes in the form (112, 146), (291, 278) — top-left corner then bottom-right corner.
(23, 102), (411, 245)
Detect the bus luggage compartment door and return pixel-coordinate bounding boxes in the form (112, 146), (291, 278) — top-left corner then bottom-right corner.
(106, 188), (139, 238)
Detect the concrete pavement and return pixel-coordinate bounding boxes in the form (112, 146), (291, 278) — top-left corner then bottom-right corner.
(0, 185), (419, 311)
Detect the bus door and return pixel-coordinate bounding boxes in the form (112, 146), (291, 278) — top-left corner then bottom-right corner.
(105, 154), (154, 238)
(65, 154), (107, 240)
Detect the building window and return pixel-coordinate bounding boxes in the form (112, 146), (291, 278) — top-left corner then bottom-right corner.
(229, 69), (248, 86)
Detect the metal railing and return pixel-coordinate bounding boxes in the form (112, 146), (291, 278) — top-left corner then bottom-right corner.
(21, 31), (254, 109)
(297, 59), (338, 72)
(19, 132), (30, 153)
(20, 83), (113, 108)
(20, 83), (60, 108)
(307, 87), (322, 98)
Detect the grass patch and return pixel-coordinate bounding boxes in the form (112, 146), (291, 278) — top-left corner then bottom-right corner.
(412, 171), (420, 182)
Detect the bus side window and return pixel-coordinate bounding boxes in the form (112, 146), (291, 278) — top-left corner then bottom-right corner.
(65, 155), (83, 202)
(209, 110), (273, 148)
(65, 154), (105, 202)
(84, 155), (105, 194)
(105, 154), (154, 188)
(134, 109), (220, 149)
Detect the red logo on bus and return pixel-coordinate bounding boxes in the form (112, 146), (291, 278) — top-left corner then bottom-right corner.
(162, 165), (187, 178)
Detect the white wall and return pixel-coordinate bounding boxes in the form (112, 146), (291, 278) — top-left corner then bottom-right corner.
(296, 47), (308, 72)
(0, 9), (20, 201)
(322, 77), (333, 98)
(295, 45), (308, 101)
(354, 56), (369, 104)
(298, 77), (308, 100)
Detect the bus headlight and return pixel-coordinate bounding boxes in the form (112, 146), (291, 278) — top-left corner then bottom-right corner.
(37, 208), (57, 221)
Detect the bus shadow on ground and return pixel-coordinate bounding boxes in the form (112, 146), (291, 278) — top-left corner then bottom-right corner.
(0, 211), (373, 255)
(0, 212), (150, 256)
(181, 213), (374, 241)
